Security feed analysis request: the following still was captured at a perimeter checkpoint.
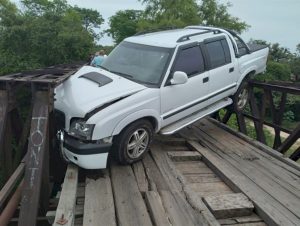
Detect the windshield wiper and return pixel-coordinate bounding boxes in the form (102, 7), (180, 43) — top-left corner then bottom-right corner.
(99, 65), (110, 71)
(110, 70), (133, 78)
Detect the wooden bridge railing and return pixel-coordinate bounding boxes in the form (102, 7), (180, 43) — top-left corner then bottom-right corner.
(216, 80), (300, 162)
(0, 63), (83, 226)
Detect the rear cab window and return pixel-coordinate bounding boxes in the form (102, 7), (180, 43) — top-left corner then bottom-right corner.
(204, 37), (231, 69)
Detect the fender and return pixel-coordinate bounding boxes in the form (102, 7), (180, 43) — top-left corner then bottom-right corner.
(112, 109), (161, 135)
(237, 67), (256, 87)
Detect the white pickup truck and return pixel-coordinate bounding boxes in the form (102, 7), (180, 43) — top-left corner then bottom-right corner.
(55, 26), (269, 169)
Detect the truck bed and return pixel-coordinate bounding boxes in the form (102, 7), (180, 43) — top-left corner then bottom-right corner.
(248, 43), (268, 53)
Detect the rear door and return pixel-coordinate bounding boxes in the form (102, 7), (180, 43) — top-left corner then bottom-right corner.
(203, 36), (238, 102)
(160, 43), (210, 126)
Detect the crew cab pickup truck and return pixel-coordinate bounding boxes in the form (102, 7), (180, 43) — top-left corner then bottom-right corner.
(55, 26), (269, 169)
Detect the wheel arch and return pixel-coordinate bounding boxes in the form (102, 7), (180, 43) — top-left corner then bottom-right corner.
(237, 69), (256, 87)
(112, 109), (161, 136)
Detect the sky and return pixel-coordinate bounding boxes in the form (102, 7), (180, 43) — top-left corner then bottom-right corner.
(13, 0), (300, 52)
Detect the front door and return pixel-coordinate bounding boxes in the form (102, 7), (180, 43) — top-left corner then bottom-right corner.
(160, 44), (210, 127)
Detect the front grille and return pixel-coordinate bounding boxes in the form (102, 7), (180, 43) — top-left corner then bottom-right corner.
(54, 109), (66, 130)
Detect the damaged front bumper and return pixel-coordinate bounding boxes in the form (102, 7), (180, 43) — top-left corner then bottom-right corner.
(57, 131), (111, 169)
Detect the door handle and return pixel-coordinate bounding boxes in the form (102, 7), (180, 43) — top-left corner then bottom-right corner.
(203, 77), (209, 83)
(229, 67), (234, 73)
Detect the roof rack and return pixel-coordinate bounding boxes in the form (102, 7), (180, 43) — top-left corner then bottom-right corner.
(134, 26), (179, 36)
(176, 29), (220, 43)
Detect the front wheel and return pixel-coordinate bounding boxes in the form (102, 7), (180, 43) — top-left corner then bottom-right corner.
(113, 120), (153, 164)
(233, 79), (249, 112)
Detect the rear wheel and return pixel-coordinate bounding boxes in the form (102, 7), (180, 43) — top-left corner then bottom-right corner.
(233, 79), (249, 112)
(113, 120), (153, 164)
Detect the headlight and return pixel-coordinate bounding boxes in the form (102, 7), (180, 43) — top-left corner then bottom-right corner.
(69, 119), (95, 140)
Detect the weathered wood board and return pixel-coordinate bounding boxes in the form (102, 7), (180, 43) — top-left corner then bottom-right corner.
(83, 171), (116, 226)
(203, 193), (254, 219)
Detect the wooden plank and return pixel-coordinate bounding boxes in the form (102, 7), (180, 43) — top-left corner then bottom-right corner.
(145, 191), (171, 226)
(184, 173), (222, 183)
(218, 214), (263, 225)
(159, 190), (198, 226)
(150, 144), (213, 226)
(150, 147), (183, 194)
(19, 91), (50, 226)
(46, 205), (84, 224)
(208, 118), (300, 172)
(0, 162), (25, 209)
(0, 90), (9, 180)
(174, 162), (214, 174)
(183, 186), (221, 226)
(76, 186), (85, 198)
(187, 182), (232, 194)
(110, 163), (152, 226)
(235, 214), (263, 224)
(132, 161), (149, 194)
(207, 119), (300, 192)
(197, 120), (300, 197)
(203, 193), (254, 219)
(230, 223), (267, 226)
(167, 151), (202, 161)
(195, 122), (300, 218)
(53, 164), (78, 226)
(154, 136), (186, 146)
(188, 141), (300, 226)
(142, 154), (169, 191)
(83, 171), (116, 226)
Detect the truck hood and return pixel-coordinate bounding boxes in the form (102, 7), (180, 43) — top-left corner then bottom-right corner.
(54, 66), (147, 122)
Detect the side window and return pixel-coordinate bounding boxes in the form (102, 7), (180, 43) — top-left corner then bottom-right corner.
(205, 39), (231, 69)
(172, 46), (205, 77)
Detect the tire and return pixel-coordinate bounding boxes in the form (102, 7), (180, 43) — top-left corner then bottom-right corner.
(113, 120), (153, 164)
(233, 79), (249, 112)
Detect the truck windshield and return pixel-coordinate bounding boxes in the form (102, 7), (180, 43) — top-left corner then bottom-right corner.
(101, 41), (173, 85)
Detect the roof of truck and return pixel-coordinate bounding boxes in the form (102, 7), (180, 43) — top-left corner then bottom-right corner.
(125, 27), (225, 48)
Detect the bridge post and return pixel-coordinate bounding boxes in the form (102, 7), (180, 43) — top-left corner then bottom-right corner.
(18, 87), (50, 226)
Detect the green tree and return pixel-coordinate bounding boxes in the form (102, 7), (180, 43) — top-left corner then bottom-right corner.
(269, 43), (292, 62)
(0, 0), (97, 75)
(256, 61), (291, 82)
(107, 10), (142, 44)
(296, 43), (300, 56)
(73, 6), (104, 40)
(137, 0), (249, 33)
(138, 0), (200, 30)
(198, 0), (249, 33)
(0, 0), (19, 27)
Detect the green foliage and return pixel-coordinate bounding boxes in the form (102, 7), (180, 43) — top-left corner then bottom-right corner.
(283, 110), (295, 122)
(198, 0), (249, 34)
(0, 0), (101, 75)
(107, 10), (142, 44)
(138, 0), (200, 30)
(0, 0), (19, 27)
(73, 6), (104, 40)
(296, 43), (300, 56)
(136, 0), (249, 33)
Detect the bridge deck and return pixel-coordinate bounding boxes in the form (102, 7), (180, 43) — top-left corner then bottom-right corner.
(50, 118), (300, 226)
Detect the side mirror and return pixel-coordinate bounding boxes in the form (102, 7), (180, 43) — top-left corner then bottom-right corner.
(170, 71), (188, 85)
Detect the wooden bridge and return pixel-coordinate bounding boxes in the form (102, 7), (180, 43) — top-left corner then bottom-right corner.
(0, 64), (299, 226)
